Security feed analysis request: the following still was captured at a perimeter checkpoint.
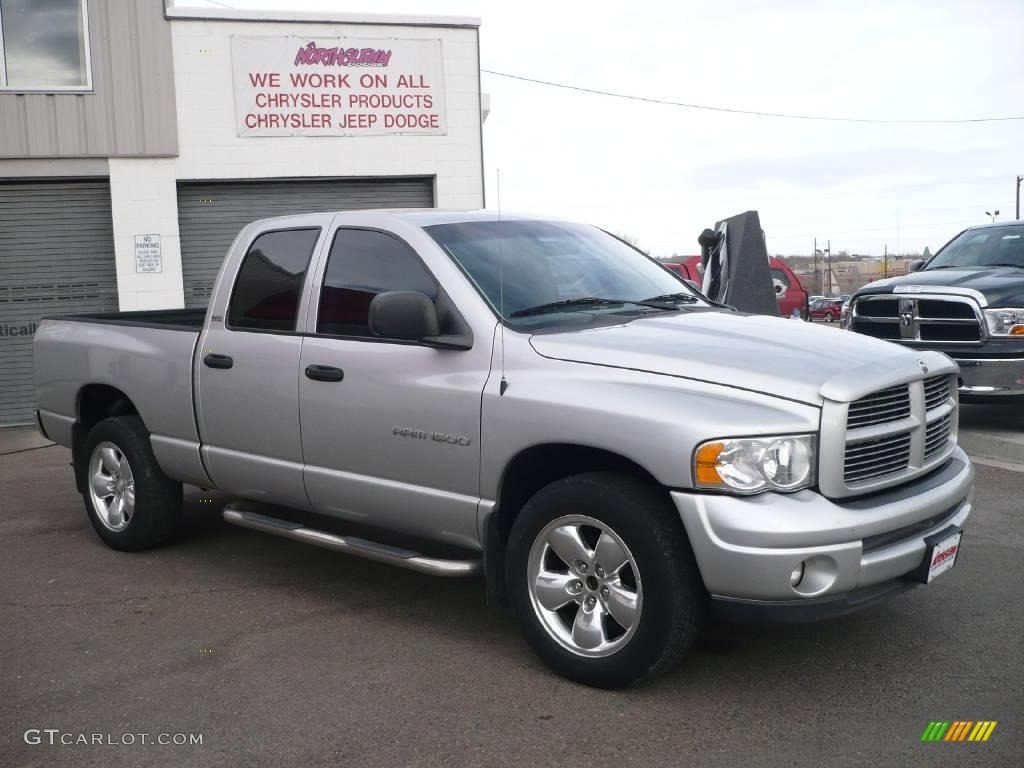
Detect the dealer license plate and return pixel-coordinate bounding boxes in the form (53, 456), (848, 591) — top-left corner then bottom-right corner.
(925, 530), (962, 583)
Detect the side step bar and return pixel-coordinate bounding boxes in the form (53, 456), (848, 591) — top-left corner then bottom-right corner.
(222, 505), (481, 578)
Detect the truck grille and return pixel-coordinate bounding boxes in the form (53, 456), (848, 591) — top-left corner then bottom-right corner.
(846, 384), (910, 429)
(844, 433), (912, 483)
(924, 375), (952, 411)
(925, 413), (953, 461)
(828, 373), (958, 495)
(851, 295), (983, 343)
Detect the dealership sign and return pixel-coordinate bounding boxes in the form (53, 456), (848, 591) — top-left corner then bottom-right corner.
(231, 36), (446, 137)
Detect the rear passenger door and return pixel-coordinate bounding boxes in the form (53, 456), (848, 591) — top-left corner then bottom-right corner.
(298, 225), (492, 550)
(196, 221), (328, 509)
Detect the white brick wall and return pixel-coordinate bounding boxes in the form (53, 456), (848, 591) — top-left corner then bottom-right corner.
(108, 158), (185, 311)
(170, 19), (484, 209)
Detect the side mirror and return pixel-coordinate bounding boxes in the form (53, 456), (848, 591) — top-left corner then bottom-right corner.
(368, 291), (439, 340)
(368, 291), (473, 350)
(909, 259), (926, 272)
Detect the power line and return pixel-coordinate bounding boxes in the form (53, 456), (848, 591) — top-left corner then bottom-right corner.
(482, 70), (1024, 125)
(769, 217), (977, 240)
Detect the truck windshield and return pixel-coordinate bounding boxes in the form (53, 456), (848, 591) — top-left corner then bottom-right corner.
(927, 224), (1024, 270)
(424, 220), (701, 324)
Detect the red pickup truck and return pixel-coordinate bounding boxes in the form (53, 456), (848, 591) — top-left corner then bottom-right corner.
(663, 256), (810, 319)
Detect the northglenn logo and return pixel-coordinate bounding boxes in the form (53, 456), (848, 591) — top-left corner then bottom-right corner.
(921, 721), (997, 742)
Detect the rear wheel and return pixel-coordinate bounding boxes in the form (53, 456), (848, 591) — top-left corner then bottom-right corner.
(825, 311), (834, 323)
(507, 472), (705, 688)
(82, 416), (182, 551)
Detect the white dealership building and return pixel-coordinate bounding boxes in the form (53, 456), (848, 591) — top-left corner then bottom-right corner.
(0, 0), (485, 425)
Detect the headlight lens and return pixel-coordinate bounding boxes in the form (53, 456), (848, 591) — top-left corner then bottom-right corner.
(983, 308), (1024, 336)
(694, 434), (816, 494)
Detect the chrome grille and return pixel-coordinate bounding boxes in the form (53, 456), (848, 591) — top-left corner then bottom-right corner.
(844, 433), (912, 483)
(924, 374), (952, 411)
(830, 373), (959, 496)
(847, 384), (910, 429)
(851, 295), (983, 344)
(925, 413), (953, 460)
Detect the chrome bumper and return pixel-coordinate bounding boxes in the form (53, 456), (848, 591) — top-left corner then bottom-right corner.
(954, 356), (1024, 396)
(672, 448), (974, 605)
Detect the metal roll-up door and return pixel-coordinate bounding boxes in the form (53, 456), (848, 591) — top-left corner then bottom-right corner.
(0, 180), (118, 427)
(177, 177), (434, 308)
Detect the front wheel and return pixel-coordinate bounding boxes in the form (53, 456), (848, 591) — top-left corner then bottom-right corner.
(506, 472), (705, 688)
(82, 416), (182, 551)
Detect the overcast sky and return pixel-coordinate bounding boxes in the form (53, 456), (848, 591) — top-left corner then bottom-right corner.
(183, 0), (1023, 257)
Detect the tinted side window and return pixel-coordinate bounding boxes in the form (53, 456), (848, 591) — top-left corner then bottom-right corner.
(318, 229), (437, 337)
(227, 228), (320, 331)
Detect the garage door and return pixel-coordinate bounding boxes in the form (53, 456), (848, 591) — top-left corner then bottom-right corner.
(177, 177), (434, 307)
(0, 180), (118, 427)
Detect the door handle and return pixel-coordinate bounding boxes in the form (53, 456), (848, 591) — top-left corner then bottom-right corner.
(203, 353), (234, 370)
(305, 364), (345, 382)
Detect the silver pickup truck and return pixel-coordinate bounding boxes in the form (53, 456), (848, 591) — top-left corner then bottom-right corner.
(34, 210), (974, 688)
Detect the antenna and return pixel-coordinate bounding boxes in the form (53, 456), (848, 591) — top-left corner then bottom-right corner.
(497, 169), (508, 395)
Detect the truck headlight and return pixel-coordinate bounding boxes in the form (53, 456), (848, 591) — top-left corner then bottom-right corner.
(694, 435), (816, 494)
(983, 308), (1024, 336)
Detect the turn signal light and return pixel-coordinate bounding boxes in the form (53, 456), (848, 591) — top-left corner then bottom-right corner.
(694, 442), (725, 485)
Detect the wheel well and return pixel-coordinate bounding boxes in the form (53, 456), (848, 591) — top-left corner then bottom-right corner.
(78, 384), (139, 437)
(484, 444), (661, 607)
(73, 386), (140, 490)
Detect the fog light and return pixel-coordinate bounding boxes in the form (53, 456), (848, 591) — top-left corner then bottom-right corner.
(790, 563), (805, 588)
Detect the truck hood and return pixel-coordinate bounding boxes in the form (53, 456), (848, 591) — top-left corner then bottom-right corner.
(857, 267), (1024, 307)
(529, 310), (953, 406)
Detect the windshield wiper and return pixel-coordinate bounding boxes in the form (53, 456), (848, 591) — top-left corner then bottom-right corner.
(982, 263), (1024, 269)
(509, 296), (681, 318)
(643, 292), (700, 304)
(509, 297), (625, 318)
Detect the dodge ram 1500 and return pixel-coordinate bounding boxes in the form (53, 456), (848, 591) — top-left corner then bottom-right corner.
(35, 210), (974, 688)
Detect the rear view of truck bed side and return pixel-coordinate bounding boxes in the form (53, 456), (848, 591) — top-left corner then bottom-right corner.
(33, 309), (214, 492)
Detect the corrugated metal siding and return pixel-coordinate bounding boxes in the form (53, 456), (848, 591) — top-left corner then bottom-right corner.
(0, 180), (118, 426)
(0, 0), (178, 158)
(178, 177), (434, 307)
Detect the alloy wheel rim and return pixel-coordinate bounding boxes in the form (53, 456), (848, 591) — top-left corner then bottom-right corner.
(526, 514), (642, 658)
(88, 441), (135, 532)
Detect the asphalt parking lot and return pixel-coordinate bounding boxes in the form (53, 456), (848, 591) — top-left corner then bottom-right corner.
(1, 414), (1022, 768)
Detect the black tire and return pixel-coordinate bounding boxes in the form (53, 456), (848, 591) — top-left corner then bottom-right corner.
(81, 416), (182, 551)
(506, 472), (705, 689)
(825, 312), (834, 323)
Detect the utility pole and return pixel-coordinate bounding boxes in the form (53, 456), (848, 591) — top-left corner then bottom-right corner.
(1017, 175), (1022, 220)
(813, 237), (818, 294)
(883, 244), (888, 278)
(820, 240), (832, 295)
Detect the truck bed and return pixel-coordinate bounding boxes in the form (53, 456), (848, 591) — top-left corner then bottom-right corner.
(42, 308), (207, 331)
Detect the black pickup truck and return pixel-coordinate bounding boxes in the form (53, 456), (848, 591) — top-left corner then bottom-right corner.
(846, 221), (1024, 401)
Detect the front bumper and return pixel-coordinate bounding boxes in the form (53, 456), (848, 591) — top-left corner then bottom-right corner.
(953, 355), (1024, 396)
(671, 447), (974, 621)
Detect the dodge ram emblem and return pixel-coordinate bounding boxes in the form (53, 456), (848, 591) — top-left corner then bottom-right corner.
(918, 359), (929, 373)
(900, 312), (914, 327)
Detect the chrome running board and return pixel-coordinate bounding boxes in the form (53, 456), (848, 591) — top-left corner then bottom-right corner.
(222, 504), (481, 577)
